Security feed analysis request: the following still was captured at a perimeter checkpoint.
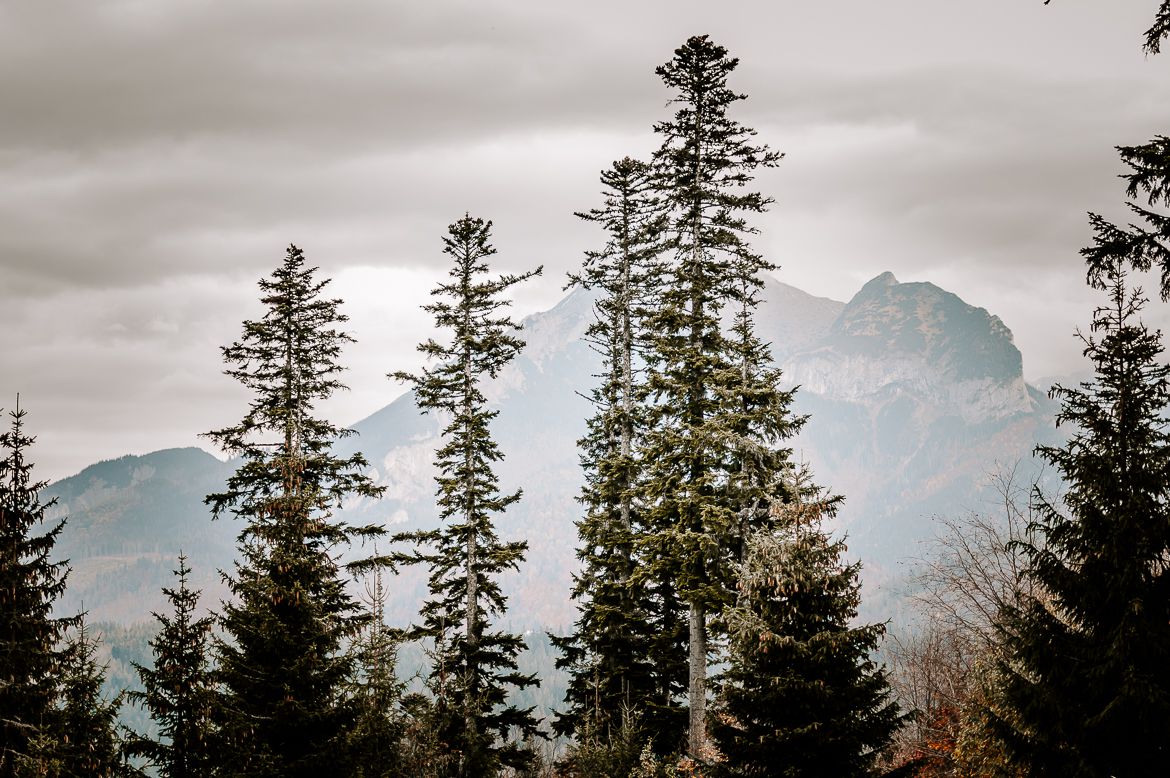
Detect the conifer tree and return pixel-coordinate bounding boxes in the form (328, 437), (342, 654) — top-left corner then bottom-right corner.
(205, 244), (386, 777)
(991, 256), (1170, 772)
(126, 554), (216, 778)
(641, 34), (782, 756)
(0, 400), (74, 777)
(54, 618), (124, 777)
(713, 469), (904, 777)
(392, 214), (543, 777)
(347, 561), (405, 777)
(554, 157), (665, 753)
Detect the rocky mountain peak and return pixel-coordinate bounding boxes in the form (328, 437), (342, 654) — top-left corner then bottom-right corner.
(857, 270), (899, 294)
(830, 273), (1022, 384)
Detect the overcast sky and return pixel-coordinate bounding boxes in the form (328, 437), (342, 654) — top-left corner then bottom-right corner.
(3, 0), (1170, 481)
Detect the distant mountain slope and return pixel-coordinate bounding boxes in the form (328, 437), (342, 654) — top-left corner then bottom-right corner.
(752, 278), (845, 359)
(43, 273), (1059, 629)
(45, 448), (235, 622)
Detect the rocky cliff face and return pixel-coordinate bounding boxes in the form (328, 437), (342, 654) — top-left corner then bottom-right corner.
(787, 271), (1034, 421)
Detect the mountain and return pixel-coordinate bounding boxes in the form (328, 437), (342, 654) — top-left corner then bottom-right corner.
(46, 447), (236, 622)
(43, 272), (1058, 629)
(781, 274), (1058, 605)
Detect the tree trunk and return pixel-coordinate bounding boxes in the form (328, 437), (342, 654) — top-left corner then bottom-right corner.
(688, 600), (707, 756)
(461, 257), (479, 750)
(619, 225), (633, 536)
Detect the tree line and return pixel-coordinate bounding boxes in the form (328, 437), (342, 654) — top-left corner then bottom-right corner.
(3, 15), (1170, 778)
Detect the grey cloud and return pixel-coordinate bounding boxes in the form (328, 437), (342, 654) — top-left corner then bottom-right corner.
(0, 1), (648, 154)
(757, 68), (1170, 276)
(7, 1), (1161, 294)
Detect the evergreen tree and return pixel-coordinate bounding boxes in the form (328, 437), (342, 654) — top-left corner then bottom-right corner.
(391, 214), (542, 776)
(125, 554), (216, 778)
(205, 244), (386, 777)
(53, 618), (124, 777)
(991, 255), (1170, 773)
(347, 560), (405, 777)
(554, 157), (665, 753)
(640, 34), (782, 756)
(713, 468), (904, 777)
(0, 400), (74, 777)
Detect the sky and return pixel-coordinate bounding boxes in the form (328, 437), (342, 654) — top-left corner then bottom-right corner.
(3, 0), (1169, 482)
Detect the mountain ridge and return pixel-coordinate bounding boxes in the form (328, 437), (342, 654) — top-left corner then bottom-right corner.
(43, 272), (1059, 626)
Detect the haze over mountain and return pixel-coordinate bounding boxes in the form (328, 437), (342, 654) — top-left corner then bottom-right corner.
(44, 272), (1058, 627)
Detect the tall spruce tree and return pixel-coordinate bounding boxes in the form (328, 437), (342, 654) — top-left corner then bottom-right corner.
(987, 12), (1170, 774)
(391, 215), (543, 776)
(554, 157), (666, 753)
(205, 244), (386, 777)
(125, 554), (216, 778)
(640, 34), (782, 756)
(0, 400), (74, 777)
(991, 260), (1170, 771)
(713, 468), (904, 777)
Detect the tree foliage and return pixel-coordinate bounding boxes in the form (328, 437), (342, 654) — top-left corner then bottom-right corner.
(392, 215), (543, 776)
(347, 561), (406, 777)
(886, 470), (1035, 777)
(639, 33), (783, 756)
(125, 554), (216, 778)
(713, 468), (904, 777)
(993, 248), (1170, 774)
(205, 245), (386, 777)
(0, 401), (74, 777)
(53, 618), (124, 778)
(554, 157), (663, 753)
(1149, 1), (1170, 53)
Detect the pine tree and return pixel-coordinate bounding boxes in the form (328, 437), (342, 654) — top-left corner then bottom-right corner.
(54, 618), (124, 777)
(205, 244), (386, 777)
(125, 554), (216, 778)
(713, 468), (904, 777)
(991, 254), (1170, 773)
(554, 157), (664, 754)
(391, 214), (543, 776)
(0, 400), (74, 777)
(640, 34), (782, 756)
